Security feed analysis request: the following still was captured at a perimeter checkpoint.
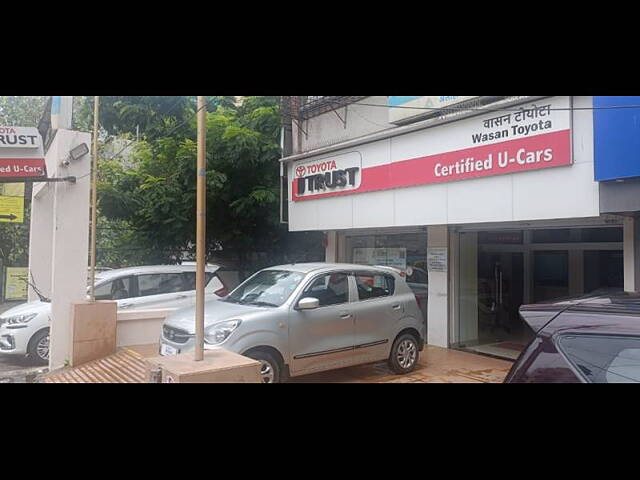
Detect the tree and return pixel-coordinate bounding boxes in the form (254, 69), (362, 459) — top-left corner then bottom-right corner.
(97, 96), (323, 273)
(0, 96), (47, 126)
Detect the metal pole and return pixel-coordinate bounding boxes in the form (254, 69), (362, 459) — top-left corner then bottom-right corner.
(195, 96), (207, 361)
(89, 96), (99, 302)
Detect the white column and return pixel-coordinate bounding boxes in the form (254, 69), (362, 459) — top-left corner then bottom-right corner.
(46, 130), (92, 370)
(624, 216), (640, 293)
(427, 225), (449, 348)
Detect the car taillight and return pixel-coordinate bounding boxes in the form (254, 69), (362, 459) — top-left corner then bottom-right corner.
(215, 287), (229, 297)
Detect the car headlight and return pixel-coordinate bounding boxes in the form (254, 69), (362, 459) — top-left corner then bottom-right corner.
(204, 319), (241, 345)
(5, 313), (38, 325)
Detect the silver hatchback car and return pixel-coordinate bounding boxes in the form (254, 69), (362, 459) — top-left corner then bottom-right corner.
(159, 263), (425, 382)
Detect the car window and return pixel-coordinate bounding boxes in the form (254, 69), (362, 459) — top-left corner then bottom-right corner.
(558, 335), (640, 383)
(94, 277), (133, 301)
(182, 272), (215, 290)
(137, 273), (184, 297)
(303, 273), (349, 307)
(355, 273), (395, 300)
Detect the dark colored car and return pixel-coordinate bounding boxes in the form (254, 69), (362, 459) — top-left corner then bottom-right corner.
(504, 290), (640, 383)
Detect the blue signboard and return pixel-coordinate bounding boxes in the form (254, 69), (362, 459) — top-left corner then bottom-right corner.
(593, 96), (640, 181)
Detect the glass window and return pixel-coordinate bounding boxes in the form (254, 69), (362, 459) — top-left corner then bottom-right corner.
(224, 270), (305, 307)
(137, 273), (185, 297)
(182, 272), (215, 290)
(533, 251), (568, 302)
(584, 250), (624, 294)
(558, 335), (640, 383)
(580, 227), (623, 243)
(94, 277), (132, 301)
(355, 273), (395, 300)
(303, 273), (350, 307)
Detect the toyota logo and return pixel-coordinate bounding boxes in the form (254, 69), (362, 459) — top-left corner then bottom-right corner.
(295, 165), (306, 177)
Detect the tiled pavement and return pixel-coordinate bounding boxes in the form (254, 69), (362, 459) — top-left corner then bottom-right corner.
(288, 345), (513, 383)
(40, 344), (513, 383)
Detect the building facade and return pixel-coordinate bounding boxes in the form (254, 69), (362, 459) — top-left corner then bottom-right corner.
(280, 96), (640, 360)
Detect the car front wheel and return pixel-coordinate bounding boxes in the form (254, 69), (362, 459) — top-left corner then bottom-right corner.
(388, 333), (419, 374)
(28, 329), (50, 366)
(244, 350), (281, 383)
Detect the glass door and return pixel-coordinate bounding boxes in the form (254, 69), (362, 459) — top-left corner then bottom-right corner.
(455, 231), (531, 360)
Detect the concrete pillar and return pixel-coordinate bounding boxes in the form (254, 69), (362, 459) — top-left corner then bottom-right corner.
(623, 216), (640, 293)
(31, 129), (92, 370)
(427, 226), (449, 348)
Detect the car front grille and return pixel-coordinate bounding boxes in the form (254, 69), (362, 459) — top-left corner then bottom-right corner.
(162, 325), (193, 344)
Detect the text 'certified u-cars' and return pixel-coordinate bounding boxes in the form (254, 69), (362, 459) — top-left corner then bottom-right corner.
(159, 263), (426, 382)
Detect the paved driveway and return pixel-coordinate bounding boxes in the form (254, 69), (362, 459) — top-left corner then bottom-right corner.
(289, 345), (513, 383)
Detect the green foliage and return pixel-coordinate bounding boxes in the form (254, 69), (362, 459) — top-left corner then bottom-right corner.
(96, 96), (318, 271)
(0, 96), (47, 126)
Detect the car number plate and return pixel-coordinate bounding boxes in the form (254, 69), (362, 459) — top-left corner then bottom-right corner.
(161, 343), (179, 356)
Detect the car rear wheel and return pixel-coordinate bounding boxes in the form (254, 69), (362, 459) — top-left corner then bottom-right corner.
(28, 329), (50, 366)
(244, 350), (281, 383)
(388, 333), (419, 374)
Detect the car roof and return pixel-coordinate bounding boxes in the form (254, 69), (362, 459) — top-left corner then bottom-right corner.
(94, 264), (220, 283)
(262, 262), (402, 275)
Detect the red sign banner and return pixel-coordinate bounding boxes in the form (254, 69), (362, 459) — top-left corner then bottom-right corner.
(0, 158), (47, 180)
(292, 129), (571, 201)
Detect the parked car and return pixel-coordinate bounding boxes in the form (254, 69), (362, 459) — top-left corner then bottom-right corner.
(159, 263), (425, 383)
(0, 264), (227, 365)
(504, 289), (640, 383)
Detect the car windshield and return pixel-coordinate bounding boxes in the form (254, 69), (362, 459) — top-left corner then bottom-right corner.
(224, 270), (305, 307)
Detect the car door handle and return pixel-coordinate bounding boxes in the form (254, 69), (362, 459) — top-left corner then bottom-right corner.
(391, 304), (402, 310)
(120, 303), (133, 309)
(176, 294), (188, 299)
(340, 312), (352, 319)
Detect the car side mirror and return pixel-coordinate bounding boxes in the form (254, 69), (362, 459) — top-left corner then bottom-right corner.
(297, 297), (320, 310)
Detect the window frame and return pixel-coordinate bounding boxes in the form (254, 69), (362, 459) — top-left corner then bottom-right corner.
(294, 270), (354, 310)
(353, 271), (396, 303)
(134, 272), (188, 298)
(93, 275), (135, 301)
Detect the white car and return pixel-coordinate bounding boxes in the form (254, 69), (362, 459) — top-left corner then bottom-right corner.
(0, 264), (227, 365)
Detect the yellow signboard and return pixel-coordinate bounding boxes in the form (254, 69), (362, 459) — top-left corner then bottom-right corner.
(0, 183), (25, 223)
(4, 267), (28, 300)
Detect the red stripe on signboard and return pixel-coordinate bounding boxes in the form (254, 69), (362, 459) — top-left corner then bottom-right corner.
(0, 158), (47, 178)
(292, 129), (571, 201)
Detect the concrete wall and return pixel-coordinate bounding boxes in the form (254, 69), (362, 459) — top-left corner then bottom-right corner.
(293, 97), (393, 154)
(287, 96), (599, 232)
(116, 308), (176, 347)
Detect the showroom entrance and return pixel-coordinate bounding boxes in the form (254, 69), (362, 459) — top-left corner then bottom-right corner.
(453, 225), (624, 360)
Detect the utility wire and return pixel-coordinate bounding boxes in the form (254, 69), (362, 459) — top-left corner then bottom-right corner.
(351, 99), (640, 113)
(74, 97), (217, 183)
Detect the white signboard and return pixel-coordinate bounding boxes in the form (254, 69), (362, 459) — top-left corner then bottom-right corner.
(427, 247), (447, 272)
(291, 96), (572, 202)
(388, 96), (480, 124)
(291, 150), (362, 201)
(0, 127), (41, 149)
(353, 247), (407, 271)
